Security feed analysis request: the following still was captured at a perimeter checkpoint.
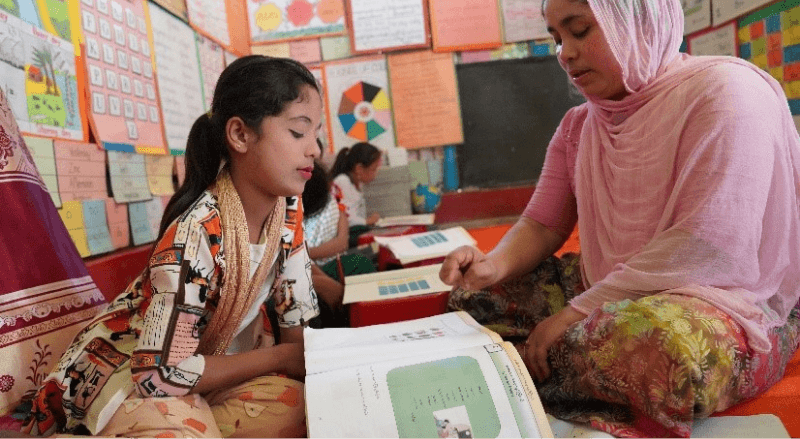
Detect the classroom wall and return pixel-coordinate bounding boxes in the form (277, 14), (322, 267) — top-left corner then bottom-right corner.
(0, 0), (790, 262)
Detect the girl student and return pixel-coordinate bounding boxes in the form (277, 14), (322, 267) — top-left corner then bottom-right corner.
(303, 140), (376, 327)
(330, 142), (383, 247)
(440, 0), (800, 436)
(22, 56), (323, 438)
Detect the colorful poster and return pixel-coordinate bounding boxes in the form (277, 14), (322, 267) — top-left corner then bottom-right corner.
(499, 0), (549, 43)
(23, 135), (61, 207)
(714, 0), (773, 26)
(346, 0), (428, 53)
(186, 0), (230, 46)
(149, 3), (205, 154)
(247, 0), (346, 44)
(195, 33), (225, 111)
(54, 139), (107, 201)
(683, 0), (711, 35)
(0, 12), (84, 140)
(323, 56), (396, 152)
(80, 0), (166, 153)
(0, 0), (74, 40)
(688, 22), (737, 56)
(107, 150), (152, 202)
(250, 41), (290, 58)
(738, 1), (800, 117)
(387, 50), (463, 149)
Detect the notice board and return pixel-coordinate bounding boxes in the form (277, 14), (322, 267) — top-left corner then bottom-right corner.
(455, 56), (585, 189)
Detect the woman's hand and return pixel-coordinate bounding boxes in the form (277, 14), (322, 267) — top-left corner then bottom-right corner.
(439, 246), (500, 290)
(523, 306), (587, 382)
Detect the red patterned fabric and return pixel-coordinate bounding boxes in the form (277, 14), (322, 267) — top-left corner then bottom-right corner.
(0, 89), (106, 416)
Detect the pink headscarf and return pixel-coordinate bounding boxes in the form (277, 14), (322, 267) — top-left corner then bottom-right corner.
(569, 0), (800, 352)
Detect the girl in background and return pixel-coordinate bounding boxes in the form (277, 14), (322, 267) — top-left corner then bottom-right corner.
(304, 140), (375, 327)
(330, 142), (383, 247)
(22, 56), (322, 438)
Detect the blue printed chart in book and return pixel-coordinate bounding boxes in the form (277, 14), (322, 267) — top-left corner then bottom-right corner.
(303, 312), (553, 438)
(342, 263), (450, 305)
(0, 11), (84, 140)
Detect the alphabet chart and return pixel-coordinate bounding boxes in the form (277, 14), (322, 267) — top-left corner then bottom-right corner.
(80, 0), (166, 153)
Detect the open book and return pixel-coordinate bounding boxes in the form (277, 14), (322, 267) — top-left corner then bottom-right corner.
(304, 312), (553, 438)
(375, 213), (437, 228)
(343, 263), (449, 305)
(374, 226), (478, 265)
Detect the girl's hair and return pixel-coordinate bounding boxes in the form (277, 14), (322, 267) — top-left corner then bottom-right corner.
(302, 139), (330, 218)
(330, 142), (382, 179)
(159, 55), (319, 239)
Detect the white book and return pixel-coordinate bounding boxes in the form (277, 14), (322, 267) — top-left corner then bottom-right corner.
(343, 264), (450, 305)
(304, 312), (554, 438)
(374, 226), (477, 265)
(375, 213), (436, 228)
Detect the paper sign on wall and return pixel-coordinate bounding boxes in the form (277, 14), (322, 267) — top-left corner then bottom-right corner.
(346, 0), (428, 53)
(688, 22), (737, 57)
(58, 200), (90, 257)
(105, 197), (130, 249)
(128, 199), (154, 245)
(107, 150), (152, 202)
(387, 50), (463, 149)
(195, 34), (225, 111)
(499, 0), (550, 43)
(54, 140), (107, 202)
(23, 136), (62, 207)
(150, 3), (206, 155)
(186, 0), (231, 46)
(83, 199), (115, 255)
(683, 0), (712, 35)
(145, 154), (175, 196)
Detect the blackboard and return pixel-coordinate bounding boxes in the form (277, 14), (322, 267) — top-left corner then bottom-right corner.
(455, 56), (585, 189)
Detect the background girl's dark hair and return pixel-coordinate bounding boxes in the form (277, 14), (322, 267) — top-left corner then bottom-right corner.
(158, 55), (319, 239)
(302, 139), (330, 218)
(330, 142), (382, 179)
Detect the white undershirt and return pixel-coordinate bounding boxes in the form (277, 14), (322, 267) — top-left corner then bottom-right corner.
(226, 242), (278, 354)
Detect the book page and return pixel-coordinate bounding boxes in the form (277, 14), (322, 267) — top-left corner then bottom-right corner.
(343, 263), (449, 304)
(306, 341), (552, 438)
(304, 312), (501, 375)
(374, 226), (477, 264)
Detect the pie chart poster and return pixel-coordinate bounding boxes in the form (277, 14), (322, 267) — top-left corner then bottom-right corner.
(323, 57), (397, 152)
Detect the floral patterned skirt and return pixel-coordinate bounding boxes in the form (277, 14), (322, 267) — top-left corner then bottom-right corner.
(447, 253), (800, 438)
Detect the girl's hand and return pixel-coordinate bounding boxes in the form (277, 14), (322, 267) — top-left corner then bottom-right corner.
(523, 306), (587, 382)
(439, 246), (500, 290)
(366, 213), (381, 226)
